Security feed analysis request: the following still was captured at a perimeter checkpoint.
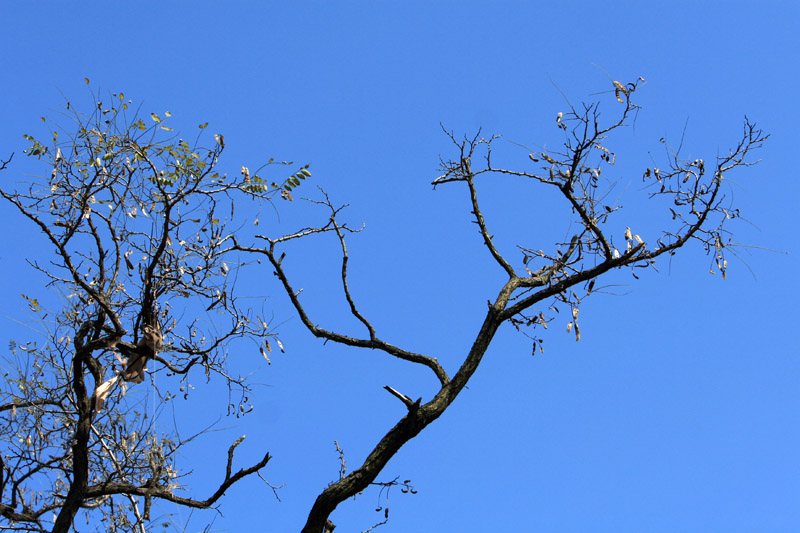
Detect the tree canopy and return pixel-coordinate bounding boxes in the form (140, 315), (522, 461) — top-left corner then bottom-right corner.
(1, 78), (767, 532)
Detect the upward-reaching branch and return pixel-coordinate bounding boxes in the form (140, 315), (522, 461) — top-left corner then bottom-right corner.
(280, 79), (767, 531)
(233, 196), (450, 387)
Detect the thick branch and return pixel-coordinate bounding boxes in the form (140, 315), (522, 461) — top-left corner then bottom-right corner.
(302, 306), (504, 533)
(52, 351), (92, 533)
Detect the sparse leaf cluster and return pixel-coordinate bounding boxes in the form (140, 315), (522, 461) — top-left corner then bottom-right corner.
(0, 86), (310, 531)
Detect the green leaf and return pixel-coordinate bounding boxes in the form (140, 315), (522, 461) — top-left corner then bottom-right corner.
(164, 111), (172, 117)
(160, 126), (173, 131)
(151, 113), (161, 123)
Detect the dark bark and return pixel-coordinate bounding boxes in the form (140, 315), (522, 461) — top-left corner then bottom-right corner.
(52, 355), (91, 532)
(302, 309), (503, 532)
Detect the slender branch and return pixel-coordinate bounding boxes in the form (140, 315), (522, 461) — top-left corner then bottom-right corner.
(465, 172), (516, 277)
(234, 236), (450, 387)
(559, 181), (613, 260)
(0, 399), (62, 413)
(330, 210), (376, 339)
(85, 441), (270, 509)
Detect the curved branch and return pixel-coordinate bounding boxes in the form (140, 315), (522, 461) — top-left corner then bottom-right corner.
(465, 171), (516, 277)
(85, 440), (271, 509)
(0, 399), (63, 413)
(331, 211), (376, 339)
(234, 237), (450, 387)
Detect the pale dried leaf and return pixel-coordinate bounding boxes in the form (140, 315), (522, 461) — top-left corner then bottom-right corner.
(260, 346), (271, 365)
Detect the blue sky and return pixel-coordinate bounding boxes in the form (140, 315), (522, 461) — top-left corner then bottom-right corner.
(1, 2), (798, 532)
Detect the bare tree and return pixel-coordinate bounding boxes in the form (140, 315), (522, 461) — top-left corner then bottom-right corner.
(1, 78), (767, 533)
(0, 85), (310, 532)
(232, 77), (766, 531)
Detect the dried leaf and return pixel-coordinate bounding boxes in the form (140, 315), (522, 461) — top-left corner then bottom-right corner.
(613, 81), (627, 103)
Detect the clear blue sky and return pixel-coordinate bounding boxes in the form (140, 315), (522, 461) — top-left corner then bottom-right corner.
(1, 2), (798, 532)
